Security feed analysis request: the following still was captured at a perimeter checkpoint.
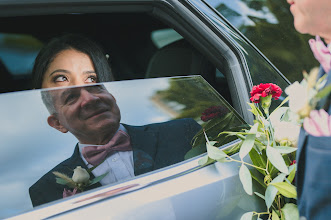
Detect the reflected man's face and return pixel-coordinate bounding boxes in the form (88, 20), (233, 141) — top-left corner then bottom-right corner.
(47, 85), (121, 144)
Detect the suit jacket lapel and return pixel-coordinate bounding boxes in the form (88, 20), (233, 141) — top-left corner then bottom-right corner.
(123, 124), (158, 176)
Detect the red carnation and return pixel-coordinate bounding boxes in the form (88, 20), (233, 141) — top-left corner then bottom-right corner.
(250, 83), (282, 103)
(201, 106), (229, 122)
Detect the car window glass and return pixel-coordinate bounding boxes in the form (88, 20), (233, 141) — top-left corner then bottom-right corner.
(193, 0), (289, 111)
(205, 0), (320, 82)
(0, 76), (246, 218)
(0, 33), (43, 93)
(0, 33), (42, 76)
(151, 28), (184, 49)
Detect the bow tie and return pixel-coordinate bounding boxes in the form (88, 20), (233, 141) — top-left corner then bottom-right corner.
(309, 35), (331, 73)
(82, 130), (132, 166)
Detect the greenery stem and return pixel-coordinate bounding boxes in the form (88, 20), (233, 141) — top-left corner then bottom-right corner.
(278, 195), (283, 219)
(266, 159), (270, 175)
(229, 158), (266, 171)
(253, 212), (270, 215)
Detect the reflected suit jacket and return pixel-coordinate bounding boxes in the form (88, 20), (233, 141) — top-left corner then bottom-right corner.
(29, 118), (201, 207)
(296, 68), (331, 219)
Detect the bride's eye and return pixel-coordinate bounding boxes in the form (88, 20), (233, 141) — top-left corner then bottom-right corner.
(54, 75), (68, 82)
(86, 75), (97, 83)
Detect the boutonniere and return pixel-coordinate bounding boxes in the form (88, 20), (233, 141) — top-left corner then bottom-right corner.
(53, 166), (108, 198)
(285, 70), (331, 136)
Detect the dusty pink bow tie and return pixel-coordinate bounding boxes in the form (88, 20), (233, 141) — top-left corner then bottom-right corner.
(309, 35), (331, 73)
(82, 130), (132, 166)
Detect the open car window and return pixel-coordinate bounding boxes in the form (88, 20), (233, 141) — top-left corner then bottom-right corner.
(1, 76), (246, 219)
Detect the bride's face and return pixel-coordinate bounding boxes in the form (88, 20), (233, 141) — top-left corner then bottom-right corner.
(41, 49), (98, 88)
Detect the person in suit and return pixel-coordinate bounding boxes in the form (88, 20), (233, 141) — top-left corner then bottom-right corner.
(287, 0), (331, 219)
(29, 84), (201, 207)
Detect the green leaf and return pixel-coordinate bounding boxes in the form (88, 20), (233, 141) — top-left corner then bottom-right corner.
(251, 172), (266, 189)
(223, 142), (241, 156)
(192, 112), (238, 147)
(239, 164), (253, 195)
(272, 209), (280, 220)
(315, 84), (331, 99)
(240, 211), (253, 220)
(265, 173), (286, 209)
(281, 203), (299, 220)
(287, 164), (296, 183)
(89, 172), (109, 186)
(239, 123), (259, 160)
(217, 157), (230, 163)
(219, 131), (255, 136)
(254, 192), (265, 200)
(184, 144), (207, 160)
(268, 96), (289, 119)
(207, 143), (228, 160)
(271, 182), (297, 199)
(248, 102), (264, 117)
(209, 141), (217, 146)
(249, 148), (267, 175)
(273, 146), (297, 154)
(198, 155), (213, 166)
(55, 177), (69, 185)
(266, 146), (289, 174)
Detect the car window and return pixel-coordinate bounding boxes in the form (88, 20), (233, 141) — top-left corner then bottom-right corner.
(0, 33), (42, 92)
(151, 28), (184, 49)
(0, 76), (246, 218)
(0, 33), (42, 76)
(205, 0), (320, 83)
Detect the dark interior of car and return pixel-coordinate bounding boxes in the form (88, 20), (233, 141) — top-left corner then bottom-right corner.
(0, 12), (231, 103)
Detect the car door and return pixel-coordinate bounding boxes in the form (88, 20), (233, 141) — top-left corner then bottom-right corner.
(0, 0), (290, 219)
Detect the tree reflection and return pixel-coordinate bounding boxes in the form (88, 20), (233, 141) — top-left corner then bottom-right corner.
(214, 0), (319, 82)
(153, 77), (248, 158)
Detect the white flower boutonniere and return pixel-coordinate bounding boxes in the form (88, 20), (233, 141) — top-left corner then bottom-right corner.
(53, 166), (108, 198)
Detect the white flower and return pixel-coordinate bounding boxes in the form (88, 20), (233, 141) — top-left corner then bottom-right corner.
(274, 121), (300, 147)
(285, 81), (309, 115)
(269, 107), (298, 126)
(72, 166), (90, 184)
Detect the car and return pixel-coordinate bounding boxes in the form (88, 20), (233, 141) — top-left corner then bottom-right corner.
(0, 0), (291, 219)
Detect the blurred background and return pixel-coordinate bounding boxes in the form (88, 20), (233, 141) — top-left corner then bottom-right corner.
(206, 0), (320, 83)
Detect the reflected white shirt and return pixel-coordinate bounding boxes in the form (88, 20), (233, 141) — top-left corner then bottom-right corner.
(78, 124), (135, 186)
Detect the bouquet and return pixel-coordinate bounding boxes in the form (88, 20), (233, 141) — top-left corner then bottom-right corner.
(199, 83), (300, 220)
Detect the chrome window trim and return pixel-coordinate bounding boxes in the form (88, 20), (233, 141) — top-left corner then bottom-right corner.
(175, 0), (254, 124)
(10, 139), (241, 220)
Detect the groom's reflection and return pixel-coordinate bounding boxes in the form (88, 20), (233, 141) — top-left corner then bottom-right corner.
(29, 84), (201, 207)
